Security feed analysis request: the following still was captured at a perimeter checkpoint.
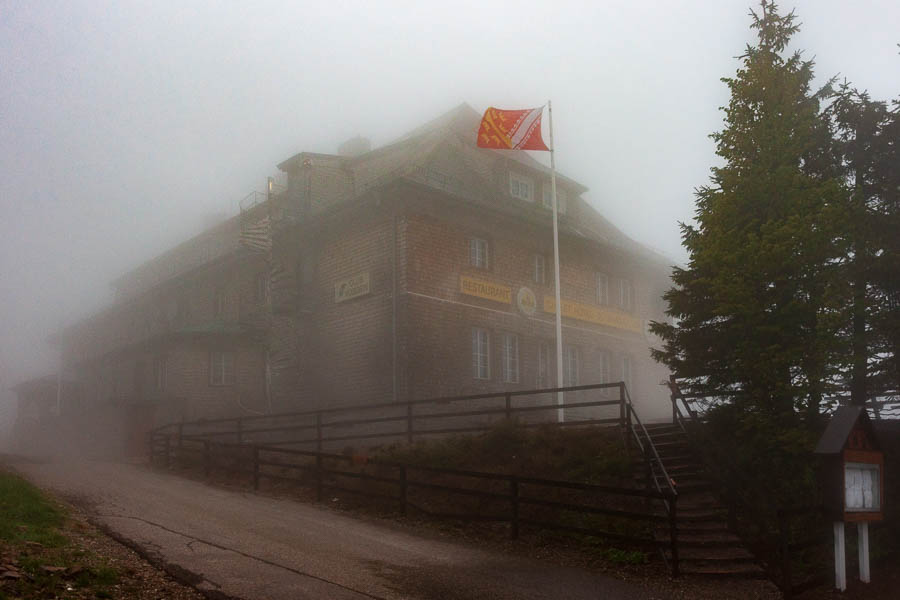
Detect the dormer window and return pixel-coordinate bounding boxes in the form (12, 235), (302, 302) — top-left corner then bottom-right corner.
(542, 184), (567, 214)
(509, 173), (534, 202)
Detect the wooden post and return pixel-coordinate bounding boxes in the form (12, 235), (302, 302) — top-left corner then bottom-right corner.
(505, 393), (512, 421)
(669, 375), (678, 424)
(510, 477), (520, 540)
(315, 453), (323, 502)
(252, 446), (260, 491)
(406, 403), (413, 444)
(834, 521), (846, 591)
(399, 466), (407, 516)
(858, 522), (870, 584)
(619, 384), (626, 429)
(668, 493), (679, 578)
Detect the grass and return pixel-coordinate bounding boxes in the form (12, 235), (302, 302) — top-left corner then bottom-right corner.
(0, 470), (120, 599)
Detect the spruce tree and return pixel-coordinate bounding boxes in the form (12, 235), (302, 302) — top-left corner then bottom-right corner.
(650, 2), (845, 421)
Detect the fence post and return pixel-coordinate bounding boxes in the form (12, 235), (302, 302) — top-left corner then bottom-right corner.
(177, 423), (184, 453)
(619, 384), (626, 429)
(505, 393), (512, 421)
(669, 375), (678, 424)
(510, 477), (520, 540)
(778, 511), (792, 598)
(203, 440), (211, 477)
(407, 402), (413, 444)
(315, 453), (323, 502)
(668, 493), (679, 578)
(316, 413), (323, 453)
(236, 418), (243, 444)
(399, 465), (407, 516)
(252, 446), (260, 491)
(164, 434), (171, 469)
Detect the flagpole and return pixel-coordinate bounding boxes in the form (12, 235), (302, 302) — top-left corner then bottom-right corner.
(548, 101), (565, 424)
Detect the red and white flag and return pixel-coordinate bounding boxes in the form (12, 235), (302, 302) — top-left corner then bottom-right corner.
(476, 106), (549, 151)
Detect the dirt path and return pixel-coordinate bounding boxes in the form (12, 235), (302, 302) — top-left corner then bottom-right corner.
(10, 457), (663, 600)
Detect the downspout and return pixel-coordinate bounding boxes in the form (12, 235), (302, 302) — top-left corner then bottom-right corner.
(392, 201), (399, 403)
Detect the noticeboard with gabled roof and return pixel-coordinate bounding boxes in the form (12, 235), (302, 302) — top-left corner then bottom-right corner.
(815, 405), (884, 522)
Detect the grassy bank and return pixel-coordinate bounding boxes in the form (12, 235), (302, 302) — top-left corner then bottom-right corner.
(0, 470), (118, 599)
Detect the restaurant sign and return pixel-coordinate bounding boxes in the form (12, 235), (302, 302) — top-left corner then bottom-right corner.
(544, 297), (642, 333)
(335, 272), (371, 303)
(460, 276), (512, 304)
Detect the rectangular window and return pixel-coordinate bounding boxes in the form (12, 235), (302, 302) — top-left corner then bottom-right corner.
(469, 237), (489, 269)
(537, 343), (550, 388)
(214, 289), (226, 317)
(472, 328), (490, 379)
(209, 351), (235, 386)
(255, 272), (268, 303)
(619, 280), (634, 311)
(622, 355), (633, 393)
(597, 273), (609, 305)
(501, 333), (519, 383)
(509, 173), (534, 201)
(563, 345), (579, 387)
(533, 254), (546, 285)
(154, 355), (167, 391)
(597, 350), (610, 384)
(845, 463), (881, 511)
(542, 185), (567, 214)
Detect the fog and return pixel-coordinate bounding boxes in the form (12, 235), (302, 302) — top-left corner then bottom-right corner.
(1, 0), (898, 433)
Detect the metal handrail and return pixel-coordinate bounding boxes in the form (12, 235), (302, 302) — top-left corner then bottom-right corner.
(624, 385), (677, 502)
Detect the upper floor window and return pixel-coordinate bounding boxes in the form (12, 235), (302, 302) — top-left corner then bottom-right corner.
(533, 254), (546, 285)
(619, 280), (635, 311)
(209, 351), (235, 386)
(469, 237), (489, 269)
(542, 184), (567, 214)
(597, 273), (610, 305)
(501, 333), (519, 383)
(472, 328), (490, 379)
(509, 173), (534, 202)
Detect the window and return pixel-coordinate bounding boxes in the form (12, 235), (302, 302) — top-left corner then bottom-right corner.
(501, 333), (519, 383)
(533, 254), (546, 285)
(153, 355), (167, 391)
(255, 272), (268, 303)
(472, 328), (490, 379)
(597, 273), (609, 305)
(597, 350), (610, 384)
(214, 289), (226, 317)
(209, 351), (235, 386)
(509, 173), (534, 202)
(469, 237), (489, 269)
(619, 280), (634, 311)
(542, 185), (567, 214)
(845, 463), (881, 511)
(537, 343), (550, 388)
(563, 345), (579, 387)
(622, 355), (633, 393)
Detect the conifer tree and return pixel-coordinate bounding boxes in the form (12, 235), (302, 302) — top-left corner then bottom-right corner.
(650, 2), (845, 421)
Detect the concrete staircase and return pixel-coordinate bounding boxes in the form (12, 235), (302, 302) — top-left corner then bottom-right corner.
(638, 423), (766, 578)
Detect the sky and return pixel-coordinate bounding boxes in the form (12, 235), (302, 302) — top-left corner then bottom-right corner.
(1, 0), (898, 417)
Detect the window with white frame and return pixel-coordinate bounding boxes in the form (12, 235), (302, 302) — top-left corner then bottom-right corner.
(209, 351), (235, 386)
(533, 254), (546, 285)
(501, 333), (519, 383)
(597, 273), (609, 305)
(597, 350), (610, 384)
(563, 345), (579, 387)
(255, 272), (268, 303)
(469, 237), (489, 269)
(509, 173), (534, 202)
(619, 280), (634, 311)
(622, 354), (633, 394)
(472, 328), (490, 379)
(154, 355), (167, 391)
(542, 185), (567, 214)
(537, 343), (550, 388)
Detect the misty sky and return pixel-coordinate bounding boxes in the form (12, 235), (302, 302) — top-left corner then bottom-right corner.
(1, 1), (899, 407)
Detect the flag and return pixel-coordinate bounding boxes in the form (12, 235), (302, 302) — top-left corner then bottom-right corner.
(476, 106), (549, 151)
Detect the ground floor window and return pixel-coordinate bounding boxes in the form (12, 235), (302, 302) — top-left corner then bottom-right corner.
(501, 333), (519, 383)
(537, 343), (550, 388)
(622, 354), (633, 394)
(209, 351), (235, 386)
(563, 345), (579, 387)
(472, 328), (490, 379)
(154, 355), (167, 391)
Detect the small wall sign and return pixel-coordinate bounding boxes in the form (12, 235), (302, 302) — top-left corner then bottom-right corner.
(334, 272), (370, 303)
(517, 287), (537, 316)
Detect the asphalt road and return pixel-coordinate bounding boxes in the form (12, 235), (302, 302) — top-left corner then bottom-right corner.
(11, 458), (657, 600)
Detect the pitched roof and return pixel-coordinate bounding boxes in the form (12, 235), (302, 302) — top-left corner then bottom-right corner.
(814, 405), (878, 454)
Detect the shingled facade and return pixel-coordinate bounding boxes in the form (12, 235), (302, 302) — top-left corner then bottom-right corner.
(52, 104), (674, 447)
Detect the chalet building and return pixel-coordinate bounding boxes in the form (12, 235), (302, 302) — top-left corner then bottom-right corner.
(39, 104), (674, 447)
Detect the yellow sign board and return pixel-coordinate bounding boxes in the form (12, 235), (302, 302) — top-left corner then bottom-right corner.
(544, 297), (642, 333)
(460, 276), (512, 304)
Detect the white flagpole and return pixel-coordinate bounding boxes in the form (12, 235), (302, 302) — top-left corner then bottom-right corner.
(548, 101), (565, 423)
